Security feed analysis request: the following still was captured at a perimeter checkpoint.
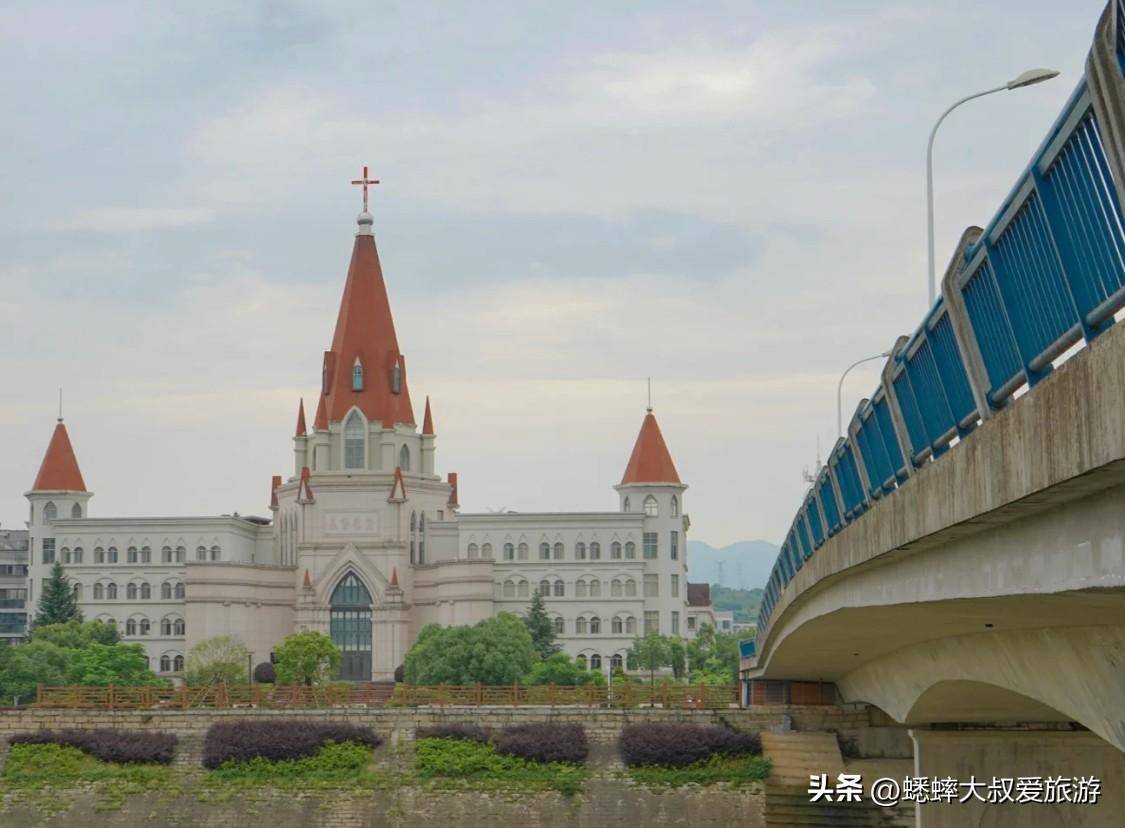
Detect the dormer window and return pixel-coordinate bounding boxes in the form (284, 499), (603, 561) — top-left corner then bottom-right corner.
(392, 361), (402, 394)
(352, 358), (364, 392)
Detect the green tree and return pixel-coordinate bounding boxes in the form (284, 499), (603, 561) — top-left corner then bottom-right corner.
(184, 634), (250, 686)
(686, 623), (740, 683)
(0, 641), (70, 705)
(404, 613), (534, 685)
(31, 620), (119, 649)
(274, 631), (342, 686)
(523, 590), (558, 661)
(33, 561), (82, 628)
(66, 643), (161, 686)
(627, 633), (674, 684)
(523, 651), (604, 686)
(667, 637), (687, 680)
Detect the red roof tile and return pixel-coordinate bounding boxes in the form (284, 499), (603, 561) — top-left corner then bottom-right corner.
(31, 422), (87, 492)
(295, 398), (307, 437)
(422, 396), (434, 436)
(388, 466), (407, 502)
(620, 411), (681, 485)
(687, 582), (711, 607)
(321, 232), (415, 428)
(313, 394), (328, 431)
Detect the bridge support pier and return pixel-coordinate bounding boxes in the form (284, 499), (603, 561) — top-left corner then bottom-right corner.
(909, 729), (1124, 827)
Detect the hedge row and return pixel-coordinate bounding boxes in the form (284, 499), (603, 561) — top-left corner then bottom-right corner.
(8, 729), (177, 764)
(619, 723), (762, 767)
(202, 719), (381, 769)
(417, 722), (587, 764)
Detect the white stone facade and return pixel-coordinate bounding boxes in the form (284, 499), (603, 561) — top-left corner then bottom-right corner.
(20, 210), (713, 682)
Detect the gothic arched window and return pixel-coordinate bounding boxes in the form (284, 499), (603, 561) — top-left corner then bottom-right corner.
(173, 655), (184, 672)
(575, 542), (586, 560)
(344, 410), (365, 470)
(590, 653), (602, 670)
(468, 543), (479, 560)
(160, 655), (171, 672)
(539, 543), (550, 561)
(140, 618), (150, 636)
(399, 444), (410, 472)
(71, 502), (82, 519)
(352, 359), (364, 392)
(161, 582), (172, 600)
(590, 617), (601, 635)
(611, 542), (622, 560)
(409, 512), (417, 564)
(623, 497), (630, 513)
(392, 362), (402, 394)
(503, 543), (514, 561)
(553, 542), (564, 560)
(173, 618), (185, 636)
(553, 616), (565, 635)
(644, 495), (658, 517)
(94, 583), (104, 600)
(589, 579), (601, 598)
(612, 617), (623, 634)
(553, 579), (564, 597)
(590, 542), (601, 560)
(127, 583), (138, 600)
(174, 583), (185, 599)
(671, 496), (679, 517)
(43, 502), (57, 521)
(140, 583), (151, 600)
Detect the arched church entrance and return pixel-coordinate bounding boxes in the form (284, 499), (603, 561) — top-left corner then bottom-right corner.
(330, 572), (373, 681)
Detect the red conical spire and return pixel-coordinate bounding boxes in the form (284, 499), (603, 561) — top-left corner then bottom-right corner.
(620, 410), (681, 485)
(422, 396), (434, 436)
(314, 393), (328, 431)
(319, 205), (415, 428)
(295, 398), (307, 437)
(31, 421), (87, 492)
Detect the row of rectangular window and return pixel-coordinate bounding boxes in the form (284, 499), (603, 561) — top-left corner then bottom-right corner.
(500, 573), (681, 599)
(476, 531), (680, 562)
(40, 541), (221, 565)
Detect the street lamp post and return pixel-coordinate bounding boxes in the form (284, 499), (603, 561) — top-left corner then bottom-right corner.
(926, 68), (1060, 306)
(837, 352), (892, 439)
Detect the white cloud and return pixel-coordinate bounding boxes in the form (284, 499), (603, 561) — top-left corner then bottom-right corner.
(63, 207), (216, 233)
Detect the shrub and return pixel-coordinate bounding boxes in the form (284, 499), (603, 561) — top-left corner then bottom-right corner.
(415, 724), (491, 743)
(185, 635), (250, 687)
(414, 737), (587, 795)
(206, 741), (374, 788)
(8, 729), (176, 764)
(202, 719), (380, 769)
(252, 661), (276, 684)
(494, 723), (587, 764)
(619, 723), (761, 768)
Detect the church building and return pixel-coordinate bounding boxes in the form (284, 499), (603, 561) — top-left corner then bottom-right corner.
(22, 180), (715, 681)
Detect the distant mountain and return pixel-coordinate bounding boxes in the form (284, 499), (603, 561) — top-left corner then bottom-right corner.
(687, 539), (779, 590)
(710, 584), (764, 624)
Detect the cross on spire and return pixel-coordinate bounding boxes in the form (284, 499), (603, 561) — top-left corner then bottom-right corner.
(351, 165), (380, 212)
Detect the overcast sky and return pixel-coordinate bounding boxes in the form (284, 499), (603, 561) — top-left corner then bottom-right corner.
(0, 0), (1108, 549)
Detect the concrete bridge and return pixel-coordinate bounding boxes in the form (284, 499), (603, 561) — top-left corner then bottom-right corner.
(744, 3), (1125, 824)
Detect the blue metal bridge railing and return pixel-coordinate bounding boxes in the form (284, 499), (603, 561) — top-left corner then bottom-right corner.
(755, 5), (1125, 651)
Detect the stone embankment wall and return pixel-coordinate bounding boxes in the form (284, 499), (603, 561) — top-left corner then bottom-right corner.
(0, 703), (877, 767)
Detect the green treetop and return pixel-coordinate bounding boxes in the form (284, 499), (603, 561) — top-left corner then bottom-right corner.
(33, 561), (82, 628)
(404, 613), (535, 685)
(274, 631), (342, 686)
(523, 589), (558, 661)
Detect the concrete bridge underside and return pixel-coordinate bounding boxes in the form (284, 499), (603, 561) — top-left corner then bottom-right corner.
(749, 309), (1125, 823)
